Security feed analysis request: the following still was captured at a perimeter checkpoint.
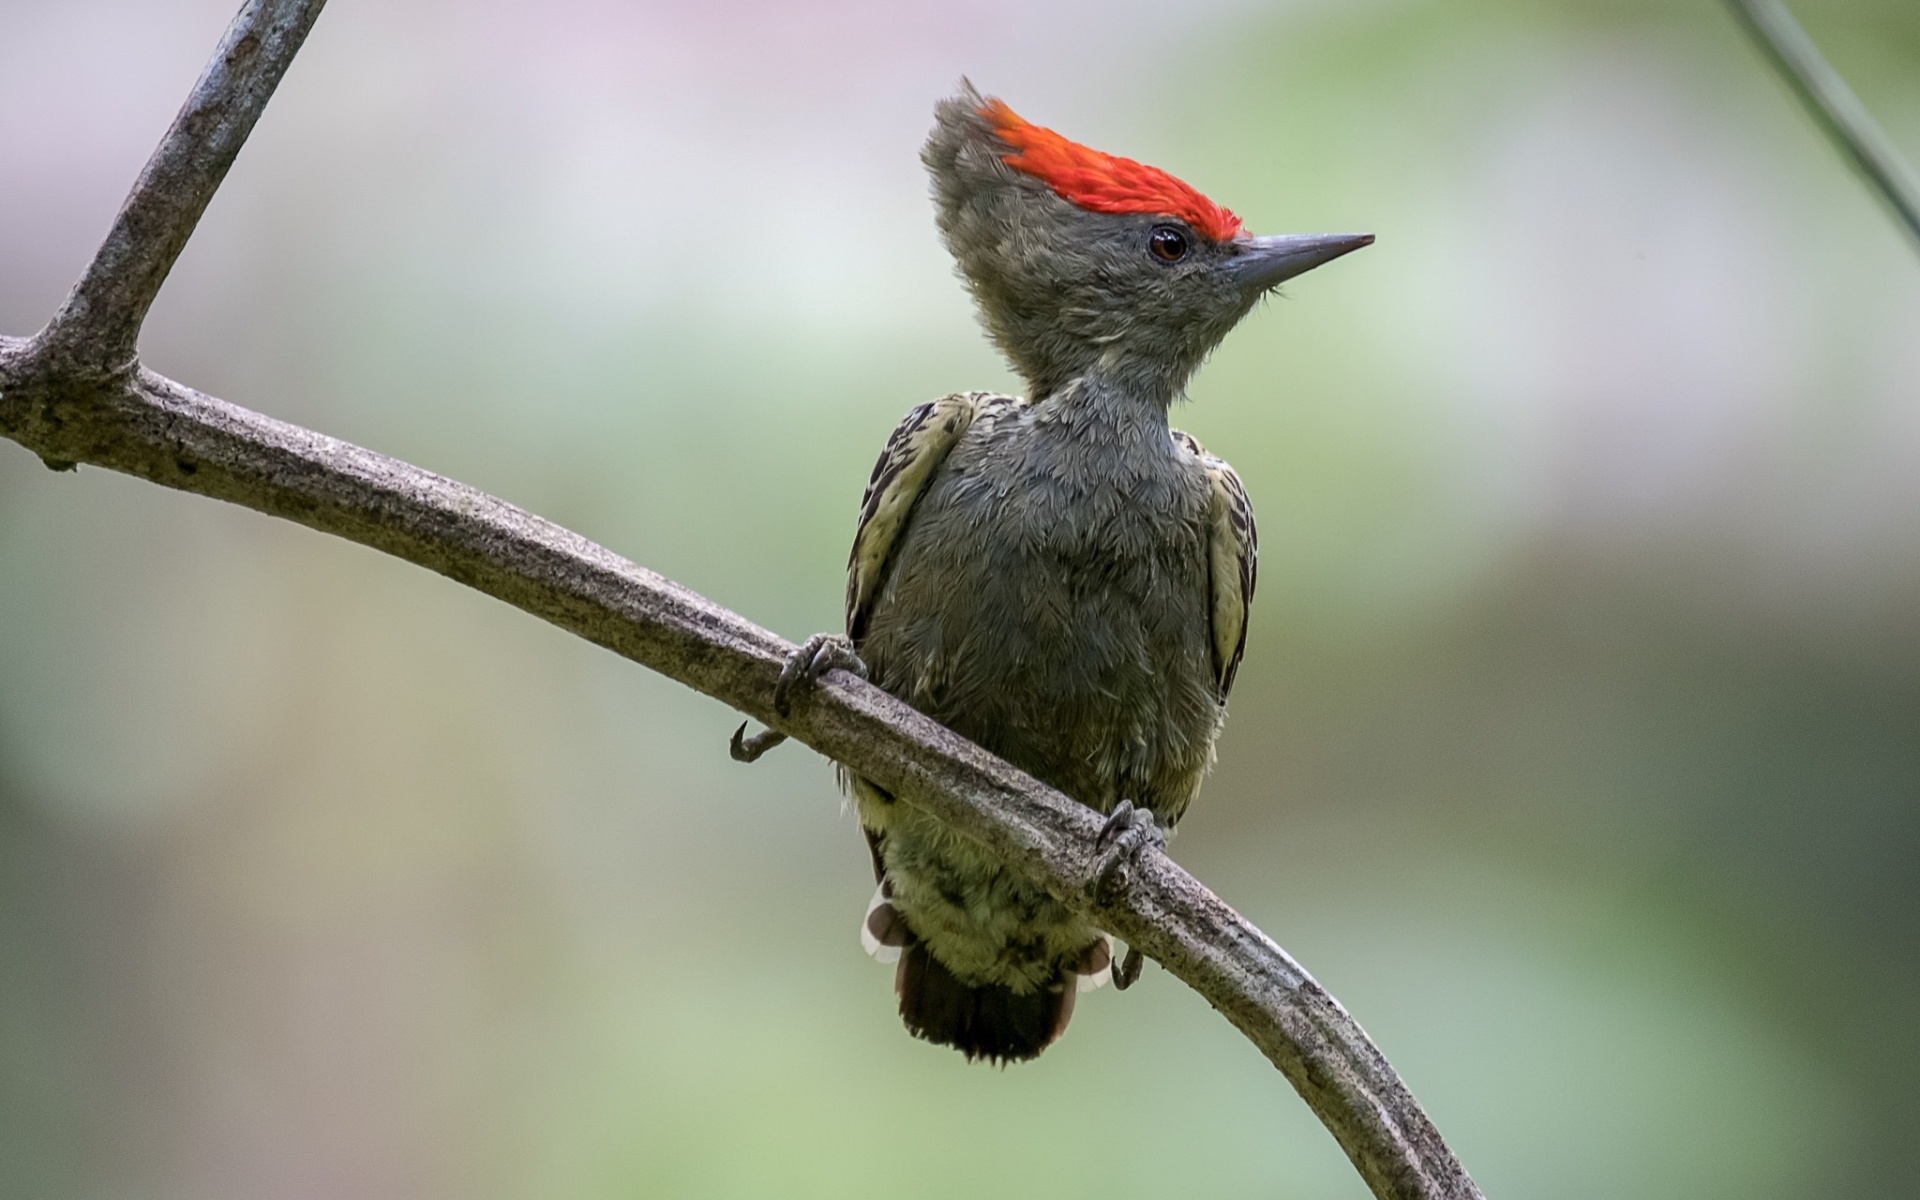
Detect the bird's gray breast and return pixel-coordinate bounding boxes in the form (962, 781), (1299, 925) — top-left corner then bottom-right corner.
(860, 408), (1222, 818)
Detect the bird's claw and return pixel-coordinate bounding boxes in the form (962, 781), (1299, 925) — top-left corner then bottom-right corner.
(729, 722), (788, 763)
(730, 634), (868, 763)
(1092, 799), (1165, 990)
(1093, 800), (1166, 893)
(773, 632), (867, 717)
(778, 632), (870, 711)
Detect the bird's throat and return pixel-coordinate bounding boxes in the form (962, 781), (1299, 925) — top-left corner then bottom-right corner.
(1039, 369), (1179, 430)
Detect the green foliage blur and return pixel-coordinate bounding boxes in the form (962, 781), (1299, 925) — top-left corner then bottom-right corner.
(2, 0), (1916, 1196)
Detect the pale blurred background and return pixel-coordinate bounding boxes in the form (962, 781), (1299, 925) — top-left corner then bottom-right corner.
(2, 0), (1917, 1196)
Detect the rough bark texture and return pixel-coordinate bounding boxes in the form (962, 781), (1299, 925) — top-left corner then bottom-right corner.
(37, 0), (330, 372)
(0, 3), (1483, 1198)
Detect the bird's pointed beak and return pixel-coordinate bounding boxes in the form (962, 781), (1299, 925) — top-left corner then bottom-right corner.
(1227, 232), (1374, 292)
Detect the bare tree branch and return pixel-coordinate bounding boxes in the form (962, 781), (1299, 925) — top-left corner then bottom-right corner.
(33, 0), (329, 372)
(1725, 0), (1920, 251)
(0, 4), (1483, 1198)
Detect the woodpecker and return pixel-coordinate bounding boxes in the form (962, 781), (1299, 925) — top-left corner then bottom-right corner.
(744, 85), (1370, 1063)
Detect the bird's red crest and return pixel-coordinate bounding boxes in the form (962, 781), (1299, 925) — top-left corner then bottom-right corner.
(979, 98), (1243, 243)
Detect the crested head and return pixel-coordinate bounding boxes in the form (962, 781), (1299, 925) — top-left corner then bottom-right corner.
(976, 98), (1243, 243)
(923, 84), (1372, 404)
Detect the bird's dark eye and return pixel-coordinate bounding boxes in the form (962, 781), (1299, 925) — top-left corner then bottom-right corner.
(1149, 226), (1189, 263)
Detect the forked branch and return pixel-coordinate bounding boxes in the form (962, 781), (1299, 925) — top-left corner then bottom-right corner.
(0, 3), (1481, 1198)
(35, 0), (330, 371)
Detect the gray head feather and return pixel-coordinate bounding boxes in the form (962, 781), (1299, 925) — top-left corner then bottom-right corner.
(922, 84), (1263, 403)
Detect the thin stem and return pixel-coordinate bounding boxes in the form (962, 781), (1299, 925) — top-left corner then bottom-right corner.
(34, 0), (329, 371)
(1725, 0), (1920, 251)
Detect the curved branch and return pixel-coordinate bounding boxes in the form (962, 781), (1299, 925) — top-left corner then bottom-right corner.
(0, 4), (1483, 1198)
(0, 342), (1481, 1200)
(1724, 0), (1920, 251)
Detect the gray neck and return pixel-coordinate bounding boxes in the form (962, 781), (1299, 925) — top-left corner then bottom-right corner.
(1034, 366), (1177, 427)
(1023, 351), (1188, 415)
(1027, 374), (1180, 486)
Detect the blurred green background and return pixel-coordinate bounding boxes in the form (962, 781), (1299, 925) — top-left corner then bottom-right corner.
(2, 0), (1917, 1196)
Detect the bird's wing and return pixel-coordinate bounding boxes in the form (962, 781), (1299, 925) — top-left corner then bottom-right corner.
(847, 391), (1017, 642)
(1172, 429), (1258, 698)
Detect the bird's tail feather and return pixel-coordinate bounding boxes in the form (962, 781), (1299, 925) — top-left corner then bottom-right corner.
(860, 883), (1111, 1063)
(894, 940), (1071, 1064)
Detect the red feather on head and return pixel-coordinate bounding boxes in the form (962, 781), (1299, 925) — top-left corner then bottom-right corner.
(978, 98), (1243, 243)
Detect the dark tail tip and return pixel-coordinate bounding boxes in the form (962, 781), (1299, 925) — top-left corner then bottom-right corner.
(895, 941), (1073, 1064)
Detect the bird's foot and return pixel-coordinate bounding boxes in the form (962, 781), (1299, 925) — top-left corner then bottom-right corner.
(774, 633), (867, 717)
(1092, 800), (1165, 990)
(1093, 800), (1166, 894)
(728, 633), (868, 763)
(728, 722), (788, 763)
